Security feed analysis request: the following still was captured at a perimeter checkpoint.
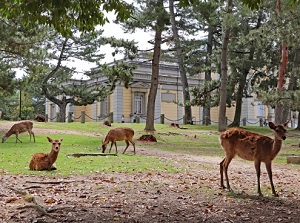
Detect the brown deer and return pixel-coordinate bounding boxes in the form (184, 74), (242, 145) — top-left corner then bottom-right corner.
(2, 121), (35, 143)
(102, 127), (136, 154)
(29, 137), (63, 171)
(219, 121), (288, 197)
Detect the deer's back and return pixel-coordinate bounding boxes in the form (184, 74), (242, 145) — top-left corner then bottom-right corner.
(106, 127), (134, 141)
(29, 153), (50, 170)
(10, 121), (33, 133)
(220, 128), (274, 161)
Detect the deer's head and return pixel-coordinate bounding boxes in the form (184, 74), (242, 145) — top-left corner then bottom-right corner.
(47, 137), (63, 152)
(268, 121), (288, 141)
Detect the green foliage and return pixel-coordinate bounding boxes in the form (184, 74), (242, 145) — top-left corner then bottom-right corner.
(100, 61), (137, 90)
(0, 0), (133, 36)
(190, 80), (220, 107)
(240, 0), (263, 10)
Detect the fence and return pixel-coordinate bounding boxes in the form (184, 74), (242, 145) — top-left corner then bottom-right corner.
(46, 111), (268, 127)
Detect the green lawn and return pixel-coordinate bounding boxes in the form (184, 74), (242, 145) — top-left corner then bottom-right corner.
(0, 121), (299, 175)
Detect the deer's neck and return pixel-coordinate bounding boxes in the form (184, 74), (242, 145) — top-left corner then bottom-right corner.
(271, 138), (283, 159)
(6, 129), (14, 137)
(48, 150), (59, 165)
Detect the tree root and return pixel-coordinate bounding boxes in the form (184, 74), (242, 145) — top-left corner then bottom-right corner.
(9, 187), (57, 219)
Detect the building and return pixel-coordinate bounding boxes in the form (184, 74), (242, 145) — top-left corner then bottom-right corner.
(45, 58), (286, 126)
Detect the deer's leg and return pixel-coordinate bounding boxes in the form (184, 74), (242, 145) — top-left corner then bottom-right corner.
(15, 131), (22, 143)
(30, 131), (35, 142)
(223, 156), (234, 191)
(220, 158), (226, 188)
(114, 142), (118, 154)
(265, 162), (278, 197)
(122, 140), (130, 154)
(109, 142), (114, 153)
(131, 140), (136, 155)
(254, 160), (263, 196)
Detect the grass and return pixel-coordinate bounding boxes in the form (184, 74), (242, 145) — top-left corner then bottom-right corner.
(0, 120), (299, 175)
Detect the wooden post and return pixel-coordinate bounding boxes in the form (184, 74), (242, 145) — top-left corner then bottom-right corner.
(183, 115), (186, 124)
(205, 116), (209, 126)
(68, 112), (73, 123)
(242, 117), (246, 126)
(109, 112), (113, 123)
(259, 118), (263, 127)
(160, 114), (164, 124)
(56, 112), (60, 122)
(81, 111), (85, 123)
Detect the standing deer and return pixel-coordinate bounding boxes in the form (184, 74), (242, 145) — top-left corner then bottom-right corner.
(29, 137), (63, 171)
(219, 121), (288, 197)
(102, 127), (136, 154)
(2, 121), (35, 143)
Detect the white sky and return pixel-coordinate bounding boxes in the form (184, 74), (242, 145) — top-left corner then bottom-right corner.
(15, 12), (153, 79)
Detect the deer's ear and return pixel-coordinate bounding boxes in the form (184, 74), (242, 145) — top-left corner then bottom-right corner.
(268, 122), (276, 130)
(47, 137), (52, 143)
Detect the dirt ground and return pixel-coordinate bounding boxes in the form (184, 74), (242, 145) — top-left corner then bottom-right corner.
(0, 126), (300, 223)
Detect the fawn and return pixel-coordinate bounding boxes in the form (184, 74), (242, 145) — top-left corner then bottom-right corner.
(219, 121), (288, 197)
(29, 137), (63, 171)
(102, 127), (135, 154)
(2, 121), (35, 143)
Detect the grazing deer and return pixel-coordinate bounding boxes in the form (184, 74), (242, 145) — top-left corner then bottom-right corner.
(29, 137), (63, 171)
(2, 121), (35, 143)
(219, 121), (288, 197)
(102, 127), (136, 154)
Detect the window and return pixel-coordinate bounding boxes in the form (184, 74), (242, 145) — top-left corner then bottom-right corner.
(100, 97), (109, 115)
(134, 92), (144, 114)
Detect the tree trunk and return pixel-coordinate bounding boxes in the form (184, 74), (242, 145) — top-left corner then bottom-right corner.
(169, 0), (192, 124)
(218, 0), (233, 132)
(274, 0), (288, 125)
(58, 102), (67, 122)
(202, 25), (213, 125)
(296, 111), (300, 131)
(228, 72), (246, 127)
(144, 0), (164, 132)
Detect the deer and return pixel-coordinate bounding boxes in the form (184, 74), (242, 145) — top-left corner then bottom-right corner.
(2, 121), (35, 143)
(102, 127), (136, 155)
(29, 137), (63, 171)
(219, 121), (288, 197)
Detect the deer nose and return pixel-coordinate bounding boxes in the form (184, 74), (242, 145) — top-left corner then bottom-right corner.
(282, 136), (286, 140)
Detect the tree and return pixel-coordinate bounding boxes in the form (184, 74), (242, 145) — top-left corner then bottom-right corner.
(118, 0), (170, 132)
(185, 0), (222, 124)
(0, 0), (133, 36)
(144, 0), (169, 132)
(226, 5), (264, 127)
(218, 0), (233, 132)
(169, 0), (192, 124)
(27, 29), (137, 122)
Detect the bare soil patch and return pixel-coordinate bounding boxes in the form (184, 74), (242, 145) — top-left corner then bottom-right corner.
(0, 126), (299, 222)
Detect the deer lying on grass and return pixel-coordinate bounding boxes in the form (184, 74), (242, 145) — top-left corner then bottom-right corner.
(29, 137), (63, 171)
(102, 127), (136, 155)
(219, 121), (288, 197)
(2, 121), (35, 143)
